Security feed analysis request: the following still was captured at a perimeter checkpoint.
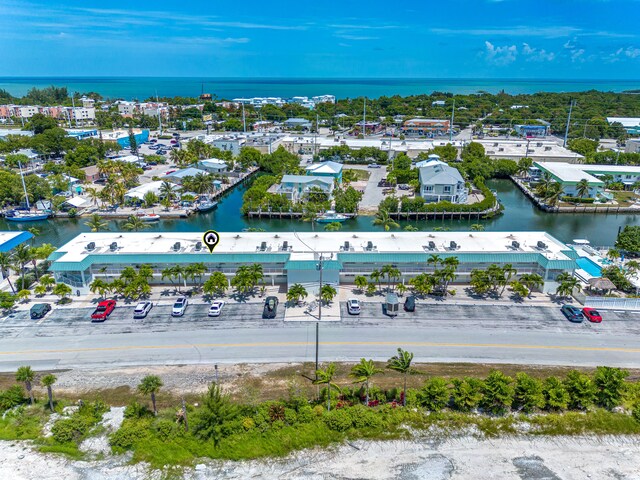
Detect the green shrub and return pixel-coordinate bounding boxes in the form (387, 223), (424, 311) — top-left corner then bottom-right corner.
(109, 420), (150, 451)
(451, 378), (484, 412)
(481, 371), (514, 415)
(153, 419), (178, 441)
(593, 366), (629, 410)
(241, 417), (255, 430)
(297, 405), (314, 423)
(564, 370), (596, 410)
(78, 400), (109, 423)
(350, 406), (382, 430)
(0, 385), (26, 411)
(633, 404), (640, 423)
(513, 373), (545, 413)
(561, 196), (595, 204)
(312, 405), (325, 417)
(323, 408), (353, 432)
(418, 378), (450, 411)
(543, 377), (569, 411)
(124, 401), (153, 419)
(51, 417), (90, 444)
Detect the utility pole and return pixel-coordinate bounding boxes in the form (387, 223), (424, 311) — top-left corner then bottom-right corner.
(71, 94), (77, 128)
(315, 113), (319, 156)
(242, 102), (246, 133)
(563, 99), (576, 147)
(362, 97), (367, 137)
(449, 99), (455, 142)
(316, 253), (323, 376)
(156, 90), (163, 136)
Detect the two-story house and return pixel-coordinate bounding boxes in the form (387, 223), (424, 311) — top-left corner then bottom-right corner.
(275, 175), (335, 203)
(305, 161), (343, 184)
(419, 163), (468, 204)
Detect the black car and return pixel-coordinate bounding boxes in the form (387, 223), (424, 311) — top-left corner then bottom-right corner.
(263, 296), (279, 319)
(30, 303), (51, 319)
(561, 304), (584, 323)
(404, 295), (416, 312)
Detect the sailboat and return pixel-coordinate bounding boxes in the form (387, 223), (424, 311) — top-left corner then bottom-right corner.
(5, 162), (51, 222)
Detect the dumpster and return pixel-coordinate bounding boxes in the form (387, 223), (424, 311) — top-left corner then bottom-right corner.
(385, 293), (399, 317)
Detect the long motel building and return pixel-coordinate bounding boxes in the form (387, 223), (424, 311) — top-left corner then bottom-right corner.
(49, 231), (579, 294)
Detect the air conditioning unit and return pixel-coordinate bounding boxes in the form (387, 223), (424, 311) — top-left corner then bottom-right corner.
(195, 241), (202, 251)
(344, 241), (350, 251)
(449, 241), (457, 250)
(86, 242), (95, 251)
(282, 241), (289, 251)
(537, 241), (547, 249)
(366, 241), (374, 251)
(110, 242), (118, 251)
(259, 241), (267, 251)
(173, 242), (181, 251)
(428, 241), (436, 249)
(511, 240), (520, 249)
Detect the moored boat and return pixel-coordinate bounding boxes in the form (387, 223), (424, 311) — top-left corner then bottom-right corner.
(316, 210), (348, 223)
(136, 212), (160, 222)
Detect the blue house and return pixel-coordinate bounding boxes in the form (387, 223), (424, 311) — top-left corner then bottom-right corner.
(305, 161), (343, 184)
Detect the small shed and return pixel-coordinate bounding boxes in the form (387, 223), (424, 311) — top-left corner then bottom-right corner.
(385, 293), (399, 317)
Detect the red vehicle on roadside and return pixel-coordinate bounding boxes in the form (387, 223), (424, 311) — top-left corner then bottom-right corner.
(91, 300), (116, 322)
(582, 307), (603, 323)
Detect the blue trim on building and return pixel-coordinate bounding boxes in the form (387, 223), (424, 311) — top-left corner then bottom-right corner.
(0, 231), (33, 252)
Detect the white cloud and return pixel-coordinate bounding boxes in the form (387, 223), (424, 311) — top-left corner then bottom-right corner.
(484, 41), (517, 65)
(434, 26), (579, 38)
(624, 47), (640, 58)
(571, 48), (586, 62)
(522, 43), (555, 61)
(335, 34), (378, 41)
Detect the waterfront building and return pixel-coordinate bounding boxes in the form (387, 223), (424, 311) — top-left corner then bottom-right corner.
(196, 159), (228, 174)
(418, 163), (468, 204)
(284, 118), (312, 130)
(401, 118), (451, 136)
(415, 154), (445, 168)
(100, 129), (149, 148)
(305, 161), (343, 184)
(533, 162), (640, 197)
(124, 181), (178, 201)
(607, 117), (640, 135)
(48, 231), (578, 294)
(0, 231), (34, 282)
(165, 167), (209, 185)
(478, 140), (583, 163)
(626, 139), (640, 154)
(272, 175), (335, 202)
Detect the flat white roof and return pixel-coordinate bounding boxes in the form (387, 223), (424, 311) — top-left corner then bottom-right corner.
(52, 231), (572, 264)
(535, 162), (640, 183)
(607, 117), (640, 128)
(477, 140), (582, 160)
(125, 181), (177, 200)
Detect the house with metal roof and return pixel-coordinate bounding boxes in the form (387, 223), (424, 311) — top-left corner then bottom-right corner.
(305, 161), (343, 184)
(165, 167), (209, 185)
(48, 231), (577, 294)
(196, 159), (228, 174)
(0, 231), (33, 283)
(418, 163), (468, 203)
(534, 162), (640, 197)
(274, 175), (335, 202)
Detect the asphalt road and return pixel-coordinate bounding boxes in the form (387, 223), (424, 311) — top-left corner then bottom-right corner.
(1, 303), (640, 371)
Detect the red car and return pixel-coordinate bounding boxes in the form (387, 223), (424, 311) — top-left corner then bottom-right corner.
(91, 300), (116, 322)
(582, 307), (603, 323)
(164, 169), (176, 175)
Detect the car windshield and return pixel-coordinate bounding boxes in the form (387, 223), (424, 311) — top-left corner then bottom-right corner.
(174, 302), (183, 308)
(96, 306), (106, 312)
(267, 300), (275, 309)
(590, 310), (600, 316)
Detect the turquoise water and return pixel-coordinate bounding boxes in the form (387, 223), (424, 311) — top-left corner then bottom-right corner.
(0, 77), (638, 100)
(575, 257), (603, 277)
(0, 179), (638, 248)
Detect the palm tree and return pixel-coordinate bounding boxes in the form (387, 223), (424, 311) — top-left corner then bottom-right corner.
(41, 374), (57, 412)
(396, 283), (407, 296)
(313, 363), (340, 411)
(354, 275), (368, 292)
(556, 272), (582, 298)
(320, 284), (337, 304)
(324, 222), (342, 231)
(369, 269), (382, 292)
(607, 248), (621, 262)
(535, 172), (554, 198)
(27, 227), (40, 245)
(39, 274), (56, 291)
(404, 225), (419, 232)
(90, 278), (109, 298)
(12, 244), (32, 291)
(286, 283), (308, 305)
(519, 273), (544, 298)
(544, 182), (564, 207)
(143, 191), (158, 208)
(301, 206), (319, 231)
(576, 178), (590, 198)
(16, 365), (35, 405)
(380, 264), (401, 292)
(184, 263), (207, 288)
(0, 252), (16, 294)
(122, 215), (149, 232)
(85, 214), (109, 232)
(159, 180), (177, 202)
(373, 208), (399, 231)
(350, 358), (382, 405)
(387, 348), (414, 406)
(138, 375), (163, 416)
(84, 187), (100, 206)
(470, 224), (485, 231)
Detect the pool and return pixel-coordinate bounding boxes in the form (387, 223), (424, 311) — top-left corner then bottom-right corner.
(575, 257), (603, 277)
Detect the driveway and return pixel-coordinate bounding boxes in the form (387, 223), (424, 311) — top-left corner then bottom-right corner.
(347, 165), (387, 211)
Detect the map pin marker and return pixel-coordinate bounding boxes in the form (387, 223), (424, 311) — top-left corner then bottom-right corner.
(203, 230), (220, 253)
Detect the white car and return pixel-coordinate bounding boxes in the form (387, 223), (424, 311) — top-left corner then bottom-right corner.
(133, 301), (153, 319)
(208, 301), (225, 317)
(171, 297), (188, 317)
(347, 298), (361, 315)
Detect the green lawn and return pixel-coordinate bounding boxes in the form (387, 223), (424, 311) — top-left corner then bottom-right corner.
(344, 169), (371, 182)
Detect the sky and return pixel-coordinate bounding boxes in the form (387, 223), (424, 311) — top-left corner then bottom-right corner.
(1, 0), (639, 78)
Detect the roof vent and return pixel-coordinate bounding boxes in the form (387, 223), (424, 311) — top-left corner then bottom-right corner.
(173, 242), (181, 251)
(110, 242), (118, 251)
(86, 242), (95, 251)
(537, 241), (547, 249)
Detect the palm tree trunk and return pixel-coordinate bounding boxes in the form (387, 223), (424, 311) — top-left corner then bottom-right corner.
(27, 382), (33, 405)
(403, 374), (407, 407)
(4, 270), (15, 294)
(151, 392), (157, 416)
(327, 383), (331, 411)
(32, 260), (40, 281)
(47, 386), (53, 412)
(365, 380), (370, 406)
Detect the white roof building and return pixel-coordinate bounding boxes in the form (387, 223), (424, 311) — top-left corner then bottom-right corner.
(606, 117), (640, 128)
(124, 181), (177, 200)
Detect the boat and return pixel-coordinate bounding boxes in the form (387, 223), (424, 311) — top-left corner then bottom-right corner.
(316, 210), (348, 223)
(5, 162), (51, 222)
(136, 212), (160, 222)
(196, 200), (218, 213)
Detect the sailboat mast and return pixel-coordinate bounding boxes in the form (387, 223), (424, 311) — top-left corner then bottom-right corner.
(18, 161), (30, 210)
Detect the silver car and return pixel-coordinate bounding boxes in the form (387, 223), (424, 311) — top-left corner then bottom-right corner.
(347, 298), (361, 315)
(133, 301), (153, 319)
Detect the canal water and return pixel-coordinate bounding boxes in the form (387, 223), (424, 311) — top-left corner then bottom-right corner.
(2, 179), (638, 247)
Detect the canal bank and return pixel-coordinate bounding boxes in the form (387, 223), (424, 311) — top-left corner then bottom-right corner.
(0, 179), (638, 247)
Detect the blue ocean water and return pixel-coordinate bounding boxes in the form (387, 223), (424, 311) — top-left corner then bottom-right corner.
(0, 77), (638, 100)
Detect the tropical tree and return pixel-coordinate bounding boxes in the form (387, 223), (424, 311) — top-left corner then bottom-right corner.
(380, 264), (401, 292)
(16, 289), (31, 303)
(576, 178), (591, 198)
(354, 275), (368, 292)
(138, 375), (163, 416)
(286, 283), (308, 305)
(143, 191), (158, 208)
(41, 374), (57, 412)
(427, 254), (441, 269)
(513, 372), (545, 413)
(544, 182), (564, 207)
(34, 285), (47, 296)
(84, 214), (109, 232)
(320, 284), (337, 304)
(52, 282), (72, 301)
(396, 283), (407, 296)
(373, 208), (399, 231)
(203, 272), (228, 297)
(12, 244), (33, 290)
(481, 370), (514, 415)
(404, 225), (419, 232)
(184, 263), (207, 288)
(159, 180), (177, 202)
(39, 274), (56, 291)
(0, 252), (16, 294)
(16, 365), (35, 405)
(313, 363), (340, 411)
(555, 272), (581, 298)
(301, 206), (319, 231)
(324, 222), (342, 232)
(470, 224), (485, 231)
(369, 269), (382, 292)
(519, 273), (544, 297)
(387, 348), (414, 406)
(122, 215), (149, 232)
(192, 383), (239, 446)
(350, 358), (383, 405)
